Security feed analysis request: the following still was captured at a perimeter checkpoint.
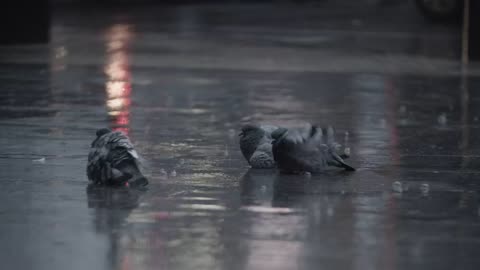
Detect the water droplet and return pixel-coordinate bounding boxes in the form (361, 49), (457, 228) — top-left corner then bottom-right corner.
(344, 132), (350, 149)
(32, 157), (46, 164)
(228, 128), (236, 138)
(398, 119), (409, 126)
(351, 19), (363, 27)
(241, 116), (252, 122)
(392, 181), (403, 193)
(327, 207), (334, 217)
(54, 46), (67, 59)
(420, 183), (429, 195)
(379, 118), (386, 128)
(209, 114), (216, 122)
(437, 113), (447, 125)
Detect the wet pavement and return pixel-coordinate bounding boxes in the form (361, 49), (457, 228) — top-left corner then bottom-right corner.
(1, 1), (480, 270)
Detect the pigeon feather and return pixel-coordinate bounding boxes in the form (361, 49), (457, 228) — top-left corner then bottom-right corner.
(87, 129), (148, 186)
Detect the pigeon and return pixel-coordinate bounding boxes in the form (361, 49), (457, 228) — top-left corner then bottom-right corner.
(239, 124), (280, 168)
(87, 128), (148, 187)
(271, 124), (355, 174)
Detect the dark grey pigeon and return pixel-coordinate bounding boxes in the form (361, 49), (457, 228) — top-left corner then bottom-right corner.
(272, 124), (355, 174)
(87, 128), (148, 187)
(239, 124), (279, 168)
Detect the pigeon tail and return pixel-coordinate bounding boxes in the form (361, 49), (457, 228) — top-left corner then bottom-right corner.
(116, 161), (148, 186)
(331, 152), (355, 171)
(128, 175), (149, 187)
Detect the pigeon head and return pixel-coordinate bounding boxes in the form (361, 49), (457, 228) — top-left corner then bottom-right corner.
(239, 124), (263, 137)
(96, 128), (112, 137)
(239, 124), (267, 160)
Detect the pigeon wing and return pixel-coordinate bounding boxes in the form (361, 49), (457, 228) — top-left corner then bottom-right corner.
(87, 133), (113, 183)
(110, 132), (139, 158)
(87, 131), (140, 183)
(273, 126), (327, 172)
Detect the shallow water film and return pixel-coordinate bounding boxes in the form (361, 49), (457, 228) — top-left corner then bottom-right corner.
(1, 2), (479, 270)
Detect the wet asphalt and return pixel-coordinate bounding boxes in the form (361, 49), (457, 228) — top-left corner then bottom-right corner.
(1, 1), (480, 270)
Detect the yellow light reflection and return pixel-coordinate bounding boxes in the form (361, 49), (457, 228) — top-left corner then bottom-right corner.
(105, 51), (130, 81)
(104, 24), (133, 135)
(107, 97), (130, 111)
(106, 81), (130, 99)
(107, 40), (124, 52)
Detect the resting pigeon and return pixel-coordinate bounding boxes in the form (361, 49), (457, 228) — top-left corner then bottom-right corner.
(87, 128), (148, 187)
(271, 124), (355, 174)
(239, 124), (280, 168)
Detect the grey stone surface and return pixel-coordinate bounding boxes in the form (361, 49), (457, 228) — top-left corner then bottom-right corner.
(0, 2), (479, 270)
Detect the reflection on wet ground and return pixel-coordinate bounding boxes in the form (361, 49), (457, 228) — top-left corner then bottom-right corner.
(1, 2), (480, 270)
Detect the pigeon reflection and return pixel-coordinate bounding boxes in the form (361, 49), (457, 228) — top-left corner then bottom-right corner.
(86, 184), (145, 270)
(238, 169), (353, 269)
(239, 169), (277, 206)
(272, 172), (351, 210)
(239, 169), (349, 210)
(86, 184), (145, 232)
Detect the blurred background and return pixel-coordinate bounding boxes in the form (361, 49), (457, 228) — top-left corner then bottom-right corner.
(1, 1), (480, 270)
